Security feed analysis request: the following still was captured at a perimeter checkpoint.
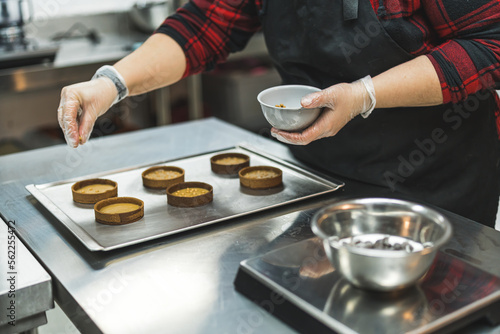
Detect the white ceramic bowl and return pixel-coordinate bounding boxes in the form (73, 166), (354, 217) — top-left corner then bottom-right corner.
(257, 85), (322, 131)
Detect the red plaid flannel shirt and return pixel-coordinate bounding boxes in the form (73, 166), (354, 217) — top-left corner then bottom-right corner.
(157, 0), (500, 133)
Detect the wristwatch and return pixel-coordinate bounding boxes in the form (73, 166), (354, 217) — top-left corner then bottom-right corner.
(92, 65), (129, 106)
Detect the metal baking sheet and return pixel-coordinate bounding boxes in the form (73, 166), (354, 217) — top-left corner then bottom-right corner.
(26, 146), (344, 251)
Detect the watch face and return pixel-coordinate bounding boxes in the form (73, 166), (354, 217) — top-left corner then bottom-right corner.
(93, 65), (129, 103)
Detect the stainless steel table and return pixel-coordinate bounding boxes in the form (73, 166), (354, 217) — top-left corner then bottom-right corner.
(0, 219), (53, 334)
(1, 118), (499, 334)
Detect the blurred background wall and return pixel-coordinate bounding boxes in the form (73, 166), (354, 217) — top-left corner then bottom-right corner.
(31, 0), (153, 19)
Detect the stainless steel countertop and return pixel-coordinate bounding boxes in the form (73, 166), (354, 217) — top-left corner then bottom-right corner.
(0, 218), (53, 333)
(1, 118), (499, 334)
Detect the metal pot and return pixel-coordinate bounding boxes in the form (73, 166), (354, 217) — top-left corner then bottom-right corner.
(0, 0), (33, 45)
(129, 0), (175, 33)
(0, 0), (32, 29)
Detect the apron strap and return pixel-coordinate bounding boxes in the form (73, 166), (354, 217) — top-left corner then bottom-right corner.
(376, 0), (387, 17)
(343, 0), (359, 20)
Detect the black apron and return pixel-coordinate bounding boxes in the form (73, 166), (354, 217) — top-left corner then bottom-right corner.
(260, 0), (499, 227)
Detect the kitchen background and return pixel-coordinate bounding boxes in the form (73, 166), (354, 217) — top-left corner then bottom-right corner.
(1, 0), (499, 226)
(0, 0), (279, 155)
(1, 2), (500, 334)
(31, 0), (148, 17)
(0, 2), (277, 330)
(2, 0), (499, 156)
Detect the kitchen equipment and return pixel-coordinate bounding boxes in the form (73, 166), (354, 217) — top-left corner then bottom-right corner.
(0, 0), (32, 46)
(26, 146), (344, 251)
(234, 237), (500, 334)
(311, 198), (452, 291)
(0, 0), (57, 70)
(129, 0), (174, 33)
(257, 85), (322, 131)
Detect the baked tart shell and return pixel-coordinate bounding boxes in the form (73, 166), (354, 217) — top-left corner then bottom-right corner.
(210, 153), (250, 175)
(166, 181), (213, 207)
(142, 166), (185, 189)
(239, 166), (283, 189)
(71, 178), (118, 204)
(94, 197), (144, 225)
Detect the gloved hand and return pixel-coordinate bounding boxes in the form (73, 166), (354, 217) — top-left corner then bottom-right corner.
(57, 77), (118, 148)
(270, 76), (376, 145)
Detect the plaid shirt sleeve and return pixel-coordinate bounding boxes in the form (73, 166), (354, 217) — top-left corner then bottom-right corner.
(157, 0), (500, 106)
(155, 0), (262, 78)
(421, 0), (500, 104)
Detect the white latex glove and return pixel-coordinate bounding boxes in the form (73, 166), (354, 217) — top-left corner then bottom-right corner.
(57, 77), (118, 148)
(270, 76), (376, 145)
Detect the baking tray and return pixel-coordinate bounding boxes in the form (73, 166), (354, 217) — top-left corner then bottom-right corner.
(26, 146), (344, 251)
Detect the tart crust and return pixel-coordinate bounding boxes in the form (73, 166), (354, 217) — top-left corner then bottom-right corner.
(72, 178), (118, 204)
(94, 197), (144, 225)
(142, 166), (185, 189)
(210, 153), (250, 175)
(166, 182), (213, 207)
(239, 166), (283, 189)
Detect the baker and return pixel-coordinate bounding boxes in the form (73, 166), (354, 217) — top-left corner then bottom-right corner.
(57, 0), (500, 227)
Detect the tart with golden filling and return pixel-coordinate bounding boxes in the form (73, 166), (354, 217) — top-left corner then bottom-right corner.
(94, 197), (144, 225)
(72, 178), (118, 204)
(142, 166), (185, 189)
(210, 153), (250, 175)
(166, 182), (213, 207)
(239, 166), (283, 189)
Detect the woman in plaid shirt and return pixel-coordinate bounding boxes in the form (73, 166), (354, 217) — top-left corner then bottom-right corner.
(58, 0), (500, 227)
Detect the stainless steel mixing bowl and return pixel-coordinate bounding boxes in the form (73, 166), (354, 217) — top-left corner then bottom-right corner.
(257, 85), (322, 131)
(311, 198), (452, 291)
